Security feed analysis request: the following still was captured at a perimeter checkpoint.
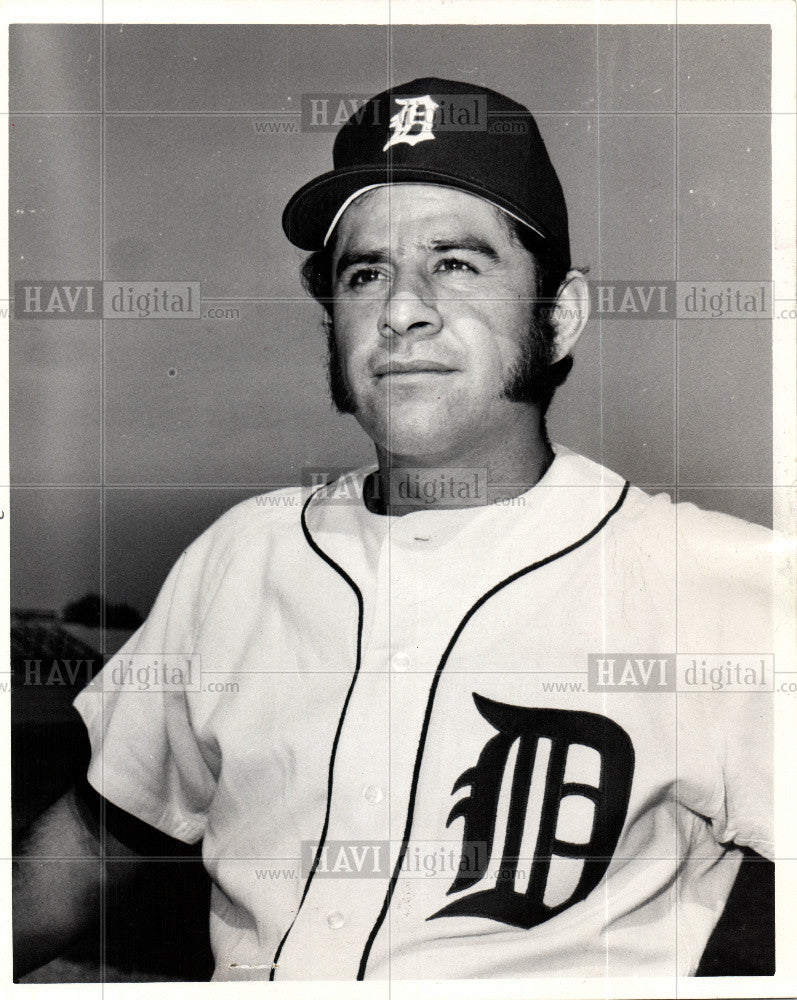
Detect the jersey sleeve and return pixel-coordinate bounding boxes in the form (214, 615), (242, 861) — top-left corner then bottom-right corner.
(73, 549), (217, 845)
(672, 502), (775, 861)
(707, 691), (774, 859)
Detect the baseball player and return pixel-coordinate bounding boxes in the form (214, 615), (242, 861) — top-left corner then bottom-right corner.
(14, 78), (773, 982)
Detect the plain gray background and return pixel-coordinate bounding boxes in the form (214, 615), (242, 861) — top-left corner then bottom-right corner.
(9, 23), (772, 613)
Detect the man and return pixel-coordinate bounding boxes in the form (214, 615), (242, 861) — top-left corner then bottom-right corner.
(14, 78), (773, 981)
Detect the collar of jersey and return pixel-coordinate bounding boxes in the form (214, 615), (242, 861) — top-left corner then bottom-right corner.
(301, 445), (629, 593)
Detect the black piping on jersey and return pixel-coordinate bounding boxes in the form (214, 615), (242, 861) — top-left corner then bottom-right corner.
(269, 485), (365, 981)
(356, 479), (631, 979)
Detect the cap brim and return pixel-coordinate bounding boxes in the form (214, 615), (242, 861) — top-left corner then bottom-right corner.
(282, 164), (555, 251)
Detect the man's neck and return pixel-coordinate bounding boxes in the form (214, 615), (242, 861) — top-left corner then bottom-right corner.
(368, 434), (555, 516)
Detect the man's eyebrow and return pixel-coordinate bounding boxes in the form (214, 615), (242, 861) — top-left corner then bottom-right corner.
(335, 249), (390, 280)
(429, 237), (501, 263)
(334, 237), (502, 279)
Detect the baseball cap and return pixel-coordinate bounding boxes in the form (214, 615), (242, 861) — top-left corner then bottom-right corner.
(282, 77), (571, 268)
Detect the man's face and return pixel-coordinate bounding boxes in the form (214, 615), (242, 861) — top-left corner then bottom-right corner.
(330, 184), (541, 462)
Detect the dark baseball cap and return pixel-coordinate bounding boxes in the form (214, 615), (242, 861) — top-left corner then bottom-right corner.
(282, 77), (571, 268)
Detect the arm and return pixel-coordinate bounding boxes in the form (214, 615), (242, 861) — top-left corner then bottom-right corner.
(12, 785), (146, 979)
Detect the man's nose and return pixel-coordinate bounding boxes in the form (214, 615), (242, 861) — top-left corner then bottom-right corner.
(377, 270), (443, 340)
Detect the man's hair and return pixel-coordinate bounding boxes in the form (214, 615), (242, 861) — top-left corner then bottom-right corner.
(300, 205), (574, 420)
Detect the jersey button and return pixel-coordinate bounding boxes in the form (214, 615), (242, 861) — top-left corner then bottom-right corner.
(391, 651), (411, 672)
(326, 911), (346, 929)
(363, 784), (383, 804)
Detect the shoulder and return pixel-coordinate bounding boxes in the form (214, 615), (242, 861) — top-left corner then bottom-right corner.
(582, 459), (775, 648)
(192, 485), (305, 553)
(610, 479), (774, 639)
(619, 483), (773, 572)
(175, 466), (375, 581)
(557, 447), (774, 590)
(162, 485), (308, 604)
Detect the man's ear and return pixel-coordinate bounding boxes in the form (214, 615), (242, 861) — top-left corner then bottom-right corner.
(549, 270), (590, 362)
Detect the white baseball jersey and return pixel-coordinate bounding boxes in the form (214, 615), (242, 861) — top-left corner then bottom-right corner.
(73, 445), (774, 981)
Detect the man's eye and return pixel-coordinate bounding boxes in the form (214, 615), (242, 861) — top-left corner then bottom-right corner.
(436, 257), (478, 274)
(347, 268), (386, 288)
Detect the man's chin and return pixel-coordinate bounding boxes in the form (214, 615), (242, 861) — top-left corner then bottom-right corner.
(375, 439), (469, 467)
(356, 385), (481, 450)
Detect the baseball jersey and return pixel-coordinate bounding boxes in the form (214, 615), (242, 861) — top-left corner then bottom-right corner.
(73, 445), (774, 981)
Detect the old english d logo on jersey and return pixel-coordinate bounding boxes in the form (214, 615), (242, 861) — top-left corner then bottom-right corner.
(383, 95), (440, 151)
(431, 694), (634, 929)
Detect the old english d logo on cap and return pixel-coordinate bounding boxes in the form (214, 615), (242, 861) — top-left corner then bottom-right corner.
(383, 95), (440, 150)
(282, 77), (571, 269)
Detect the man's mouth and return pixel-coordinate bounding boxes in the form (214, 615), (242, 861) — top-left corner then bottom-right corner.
(373, 360), (457, 377)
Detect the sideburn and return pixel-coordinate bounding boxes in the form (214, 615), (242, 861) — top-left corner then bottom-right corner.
(501, 309), (557, 405)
